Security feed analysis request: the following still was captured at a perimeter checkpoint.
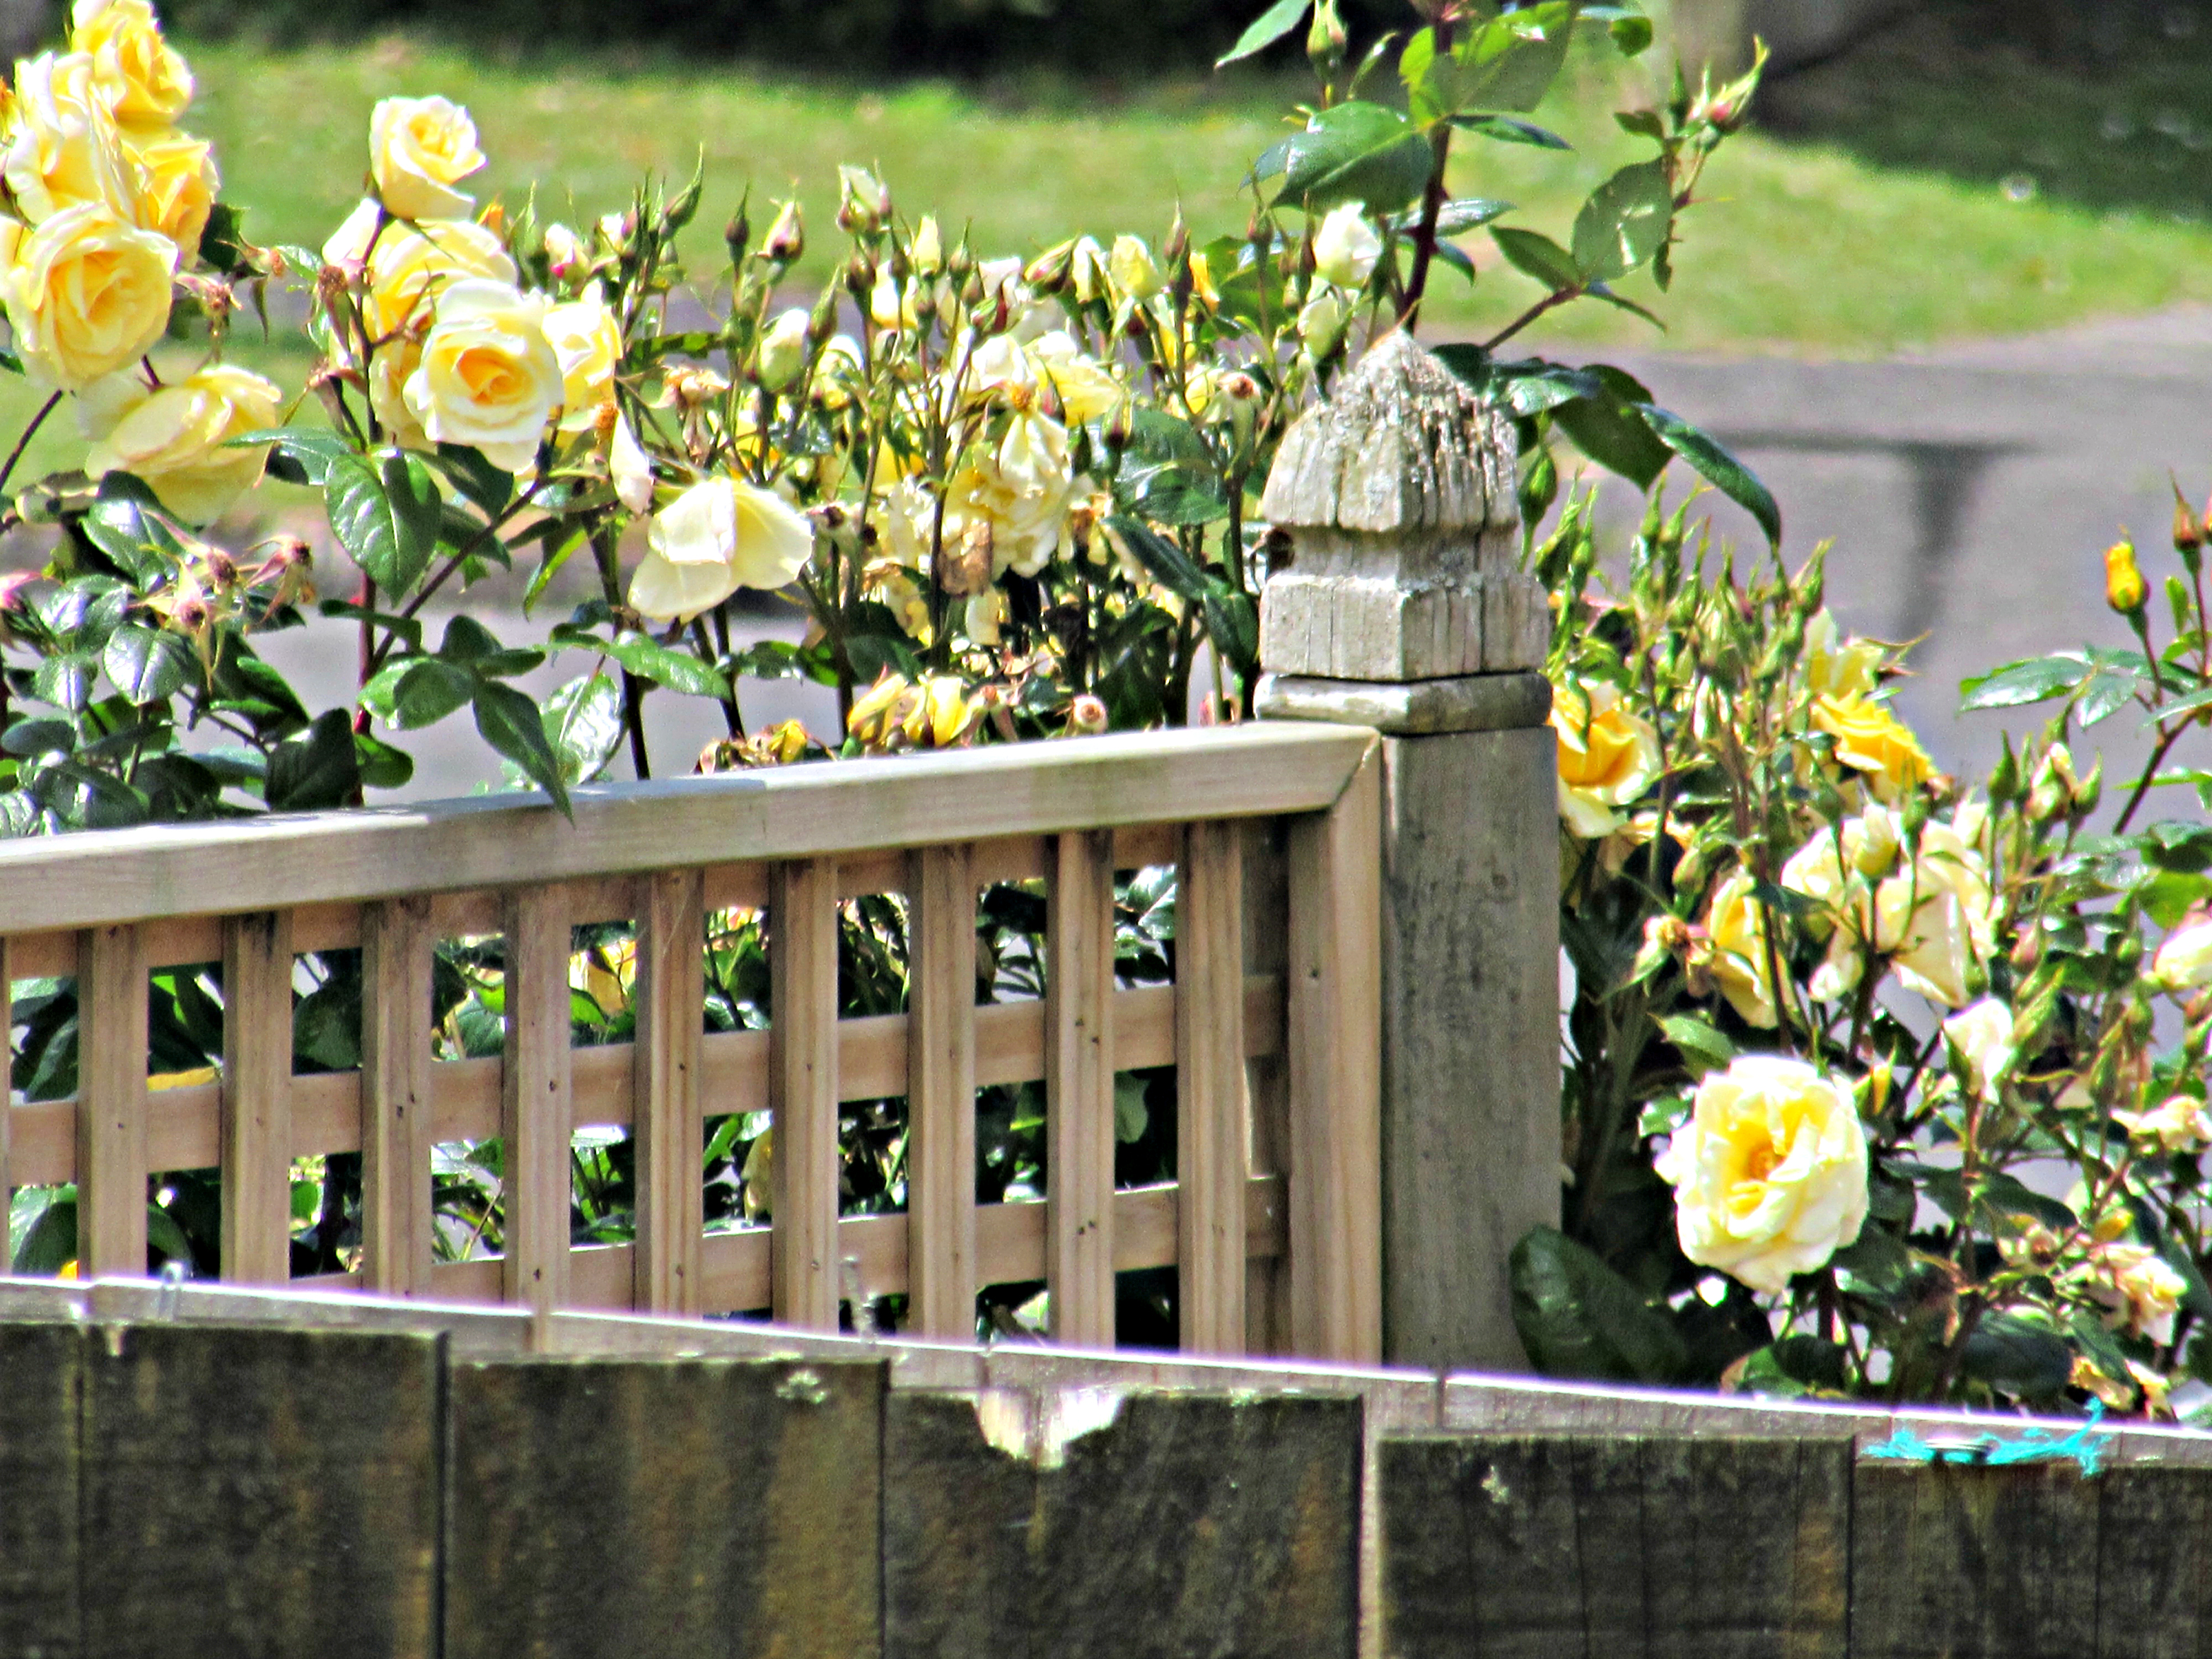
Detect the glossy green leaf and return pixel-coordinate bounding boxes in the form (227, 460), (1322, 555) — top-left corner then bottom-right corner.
(1216, 0), (1310, 65)
(389, 658), (476, 730)
(1573, 160), (1672, 281)
(353, 728), (414, 791)
(1554, 387), (1670, 489)
(1957, 1311), (2073, 1400)
(1656, 1013), (1735, 1076)
(230, 426), (354, 486)
(31, 652), (95, 713)
(265, 708), (360, 812)
(1491, 226), (1582, 292)
(1450, 112), (1573, 149)
(1274, 99), (1433, 214)
(473, 678), (571, 818)
(101, 623), (193, 705)
(1510, 1224), (1687, 1385)
(1959, 652), (2096, 712)
(1634, 402), (1781, 547)
(325, 450), (443, 597)
(542, 671), (624, 786)
(600, 630), (730, 699)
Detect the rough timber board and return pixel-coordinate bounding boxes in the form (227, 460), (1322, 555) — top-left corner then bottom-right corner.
(445, 1356), (883, 1659)
(884, 1390), (1359, 1659)
(0, 724), (1371, 932)
(78, 1321), (442, 1659)
(1380, 1435), (1849, 1659)
(0, 1321), (79, 1659)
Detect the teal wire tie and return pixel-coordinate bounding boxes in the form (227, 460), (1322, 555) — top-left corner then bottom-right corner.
(1861, 1402), (2110, 1477)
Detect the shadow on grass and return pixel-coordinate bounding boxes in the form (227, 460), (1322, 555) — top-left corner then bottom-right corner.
(1759, 0), (2212, 223)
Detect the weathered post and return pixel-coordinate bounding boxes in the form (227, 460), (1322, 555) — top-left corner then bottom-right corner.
(1255, 332), (1558, 1373)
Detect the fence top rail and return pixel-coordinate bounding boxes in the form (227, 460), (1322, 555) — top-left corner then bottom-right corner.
(0, 723), (1376, 934)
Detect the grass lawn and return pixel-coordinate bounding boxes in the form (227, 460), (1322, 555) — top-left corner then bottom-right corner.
(9, 4), (2212, 483)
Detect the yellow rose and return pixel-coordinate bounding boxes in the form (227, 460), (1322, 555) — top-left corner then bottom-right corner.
(71, 0), (192, 129)
(120, 125), (212, 260)
(2154, 918), (2212, 991)
(967, 330), (1124, 426)
(368, 332), (427, 450)
(400, 277), (561, 473)
(1655, 1054), (1869, 1294)
(2, 52), (136, 226)
(0, 201), (174, 388)
(1312, 200), (1381, 289)
(368, 95), (484, 222)
(1810, 691), (1933, 802)
(1803, 610), (1882, 698)
(628, 475), (813, 624)
(2081, 1240), (2186, 1341)
(1940, 997), (2015, 1098)
(2113, 1094), (2212, 1155)
(754, 305), (810, 393)
(542, 282), (620, 430)
(80, 362), (282, 522)
(1701, 868), (1779, 1029)
(1108, 233), (1162, 301)
(322, 199), (516, 342)
(943, 409), (1078, 578)
(1551, 677), (1661, 839)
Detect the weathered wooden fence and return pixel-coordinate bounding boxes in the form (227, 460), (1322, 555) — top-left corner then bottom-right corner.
(5, 1278), (2211, 1659)
(0, 723), (1389, 1361)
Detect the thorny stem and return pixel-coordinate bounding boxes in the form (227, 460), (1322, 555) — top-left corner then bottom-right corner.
(1396, 21), (1455, 332)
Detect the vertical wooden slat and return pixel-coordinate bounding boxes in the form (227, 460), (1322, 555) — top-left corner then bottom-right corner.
(502, 887), (574, 1316)
(631, 869), (704, 1315)
(770, 858), (840, 1330)
(76, 922), (149, 1278)
(361, 896), (436, 1296)
(220, 910), (295, 1285)
(1284, 740), (1383, 1363)
(1046, 827), (1117, 1349)
(1240, 820), (1292, 1356)
(906, 844), (977, 1340)
(1177, 820), (1246, 1355)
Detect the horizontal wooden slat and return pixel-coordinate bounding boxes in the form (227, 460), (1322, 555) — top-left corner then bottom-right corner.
(7, 978), (1287, 1183)
(293, 1173), (1288, 1314)
(0, 726), (1368, 932)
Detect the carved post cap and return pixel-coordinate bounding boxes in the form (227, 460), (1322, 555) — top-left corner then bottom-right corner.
(1255, 332), (1547, 686)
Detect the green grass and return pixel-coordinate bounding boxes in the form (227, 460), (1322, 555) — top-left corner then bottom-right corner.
(15, 6), (2212, 487)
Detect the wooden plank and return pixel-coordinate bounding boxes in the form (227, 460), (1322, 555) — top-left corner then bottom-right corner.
(1380, 1435), (1850, 1659)
(1046, 828), (1117, 1348)
(1177, 820), (1247, 1356)
(2095, 1465), (2212, 1658)
(0, 937), (10, 1270)
(1242, 819), (1292, 1357)
(906, 844), (977, 1341)
(0, 725), (1371, 932)
(0, 1321), (80, 1658)
(1283, 740), (1382, 1363)
(220, 911), (294, 1285)
(1852, 1461), (2100, 1659)
(81, 1322), (441, 1658)
(76, 923), (149, 1277)
(885, 1390), (1358, 1658)
(771, 858), (841, 1329)
(360, 896), (437, 1296)
(501, 885), (574, 1315)
(631, 869), (705, 1315)
(446, 1356), (882, 1659)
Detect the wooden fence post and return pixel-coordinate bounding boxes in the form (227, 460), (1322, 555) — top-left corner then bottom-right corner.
(1255, 332), (1560, 1373)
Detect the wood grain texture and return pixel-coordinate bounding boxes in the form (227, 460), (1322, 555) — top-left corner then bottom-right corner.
(2095, 1465), (2212, 1658)
(631, 869), (704, 1315)
(1377, 726), (1561, 1372)
(76, 923), (149, 1277)
(360, 896), (436, 1296)
(0, 1321), (79, 1659)
(220, 910), (293, 1285)
(771, 859), (841, 1330)
(1284, 740), (1383, 1363)
(0, 726), (1370, 933)
(884, 1390), (1358, 1659)
(1242, 819), (1293, 1358)
(905, 844), (977, 1340)
(446, 1357), (882, 1659)
(1177, 819), (1246, 1355)
(1380, 1434), (1850, 1659)
(1046, 828), (1117, 1348)
(80, 1322), (441, 1659)
(0, 938), (11, 1270)
(501, 887), (574, 1315)
(1851, 1462), (2100, 1659)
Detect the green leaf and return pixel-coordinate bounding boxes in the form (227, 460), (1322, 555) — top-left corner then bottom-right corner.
(317, 598), (424, 656)
(79, 479), (187, 583)
(1104, 516), (1209, 601)
(265, 708), (360, 812)
(1450, 112), (1573, 149)
(1201, 584), (1260, 682)
(2149, 682), (2212, 728)
(1957, 1311), (2072, 1400)
(472, 679), (571, 817)
(1113, 1073), (1150, 1143)
(1595, 8), (1654, 54)
(1736, 1336), (1848, 1397)
(325, 450), (442, 597)
(1632, 403), (1781, 547)
(428, 443), (515, 516)
(1554, 390), (1670, 489)
(32, 652), (96, 713)
(1216, 0), (1310, 64)
(1391, 197), (1514, 236)
(1274, 100), (1435, 214)
(231, 426), (354, 486)
(542, 672), (624, 786)
(1491, 226), (1583, 292)
(598, 631), (729, 699)
(1510, 1225), (1687, 1385)
(1572, 159), (1671, 281)
(101, 624), (193, 705)
(388, 658), (477, 729)
(1959, 652), (2096, 712)
(353, 728), (414, 791)
(1409, 2), (1581, 120)
(3, 718), (74, 757)
(1656, 1013), (1735, 1076)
